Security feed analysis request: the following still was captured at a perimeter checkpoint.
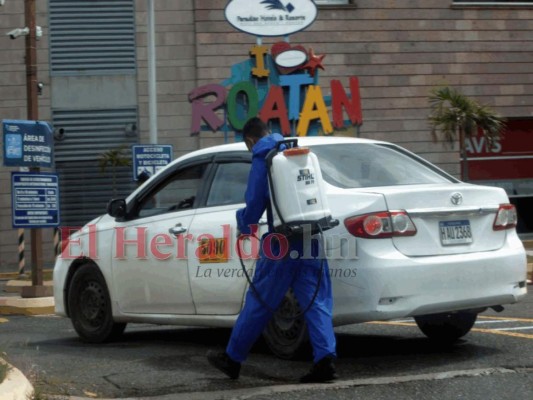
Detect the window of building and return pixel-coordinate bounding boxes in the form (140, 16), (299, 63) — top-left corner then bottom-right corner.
(49, 0), (136, 75)
(314, 0), (351, 5)
(453, 1), (533, 6)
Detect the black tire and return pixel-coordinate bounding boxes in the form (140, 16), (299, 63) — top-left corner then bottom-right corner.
(68, 263), (126, 343)
(415, 311), (477, 343)
(262, 290), (310, 359)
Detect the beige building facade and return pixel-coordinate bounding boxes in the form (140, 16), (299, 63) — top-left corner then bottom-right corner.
(1, 0), (532, 271)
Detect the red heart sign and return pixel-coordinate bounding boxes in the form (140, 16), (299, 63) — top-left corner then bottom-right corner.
(271, 42), (308, 75)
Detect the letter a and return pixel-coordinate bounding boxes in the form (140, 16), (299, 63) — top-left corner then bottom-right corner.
(297, 85), (333, 136)
(259, 86), (291, 135)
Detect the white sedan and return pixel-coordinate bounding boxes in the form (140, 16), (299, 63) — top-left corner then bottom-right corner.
(54, 136), (528, 358)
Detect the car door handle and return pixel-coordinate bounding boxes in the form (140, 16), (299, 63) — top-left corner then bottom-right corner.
(169, 224), (187, 235)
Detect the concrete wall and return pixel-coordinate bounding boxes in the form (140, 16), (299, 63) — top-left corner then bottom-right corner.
(192, 0), (533, 169)
(135, 0), (199, 157)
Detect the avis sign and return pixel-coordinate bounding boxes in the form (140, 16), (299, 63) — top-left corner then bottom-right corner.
(225, 0), (318, 37)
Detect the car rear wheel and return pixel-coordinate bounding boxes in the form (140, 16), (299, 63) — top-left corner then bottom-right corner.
(414, 311), (477, 343)
(262, 290), (310, 359)
(68, 263), (126, 343)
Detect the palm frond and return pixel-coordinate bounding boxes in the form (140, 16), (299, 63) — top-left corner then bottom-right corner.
(428, 85), (507, 147)
(260, 0), (287, 11)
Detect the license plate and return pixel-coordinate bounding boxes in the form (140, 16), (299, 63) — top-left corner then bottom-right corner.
(439, 220), (473, 246)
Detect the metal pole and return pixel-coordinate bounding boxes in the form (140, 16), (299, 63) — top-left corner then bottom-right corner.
(25, 0), (44, 289)
(17, 228), (25, 275)
(147, 0), (158, 144)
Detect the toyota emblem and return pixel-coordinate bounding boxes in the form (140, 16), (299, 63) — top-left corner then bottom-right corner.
(451, 192), (463, 205)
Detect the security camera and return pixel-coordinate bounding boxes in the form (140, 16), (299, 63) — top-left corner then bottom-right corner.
(37, 82), (44, 95)
(54, 128), (65, 141)
(6, 27), (29, 39)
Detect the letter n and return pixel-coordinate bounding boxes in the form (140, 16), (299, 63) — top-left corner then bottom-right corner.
(331, 77), (363, 129)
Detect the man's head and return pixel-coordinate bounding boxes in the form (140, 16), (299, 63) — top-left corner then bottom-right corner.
(242, 117), (269, 152)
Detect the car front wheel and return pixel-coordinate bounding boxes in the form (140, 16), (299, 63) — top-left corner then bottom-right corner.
(68, 263), (126, 343)
(262, 290), (310, 359)
(414, 311), (478, 343)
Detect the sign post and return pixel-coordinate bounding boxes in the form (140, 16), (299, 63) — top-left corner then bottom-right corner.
(2, 118), (55, 297)
(0, 0), (54, 296)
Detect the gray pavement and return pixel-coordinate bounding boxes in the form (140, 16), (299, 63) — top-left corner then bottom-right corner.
(0, 292), (531, 399)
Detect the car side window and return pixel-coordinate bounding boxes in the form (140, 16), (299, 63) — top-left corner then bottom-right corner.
(206, 162), (251, 207)
(137, 163), (208, 218)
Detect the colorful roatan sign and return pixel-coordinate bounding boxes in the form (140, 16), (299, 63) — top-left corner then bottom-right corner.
(189, 42), (363, 138)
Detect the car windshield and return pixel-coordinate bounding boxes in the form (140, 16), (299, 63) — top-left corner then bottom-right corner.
(310, 143), (453, 189)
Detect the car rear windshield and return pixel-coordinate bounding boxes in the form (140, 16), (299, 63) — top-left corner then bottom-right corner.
(310, 143), (454, 189)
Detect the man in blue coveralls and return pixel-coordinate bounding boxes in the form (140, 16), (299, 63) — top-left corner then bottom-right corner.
(207, 117), (337, 383)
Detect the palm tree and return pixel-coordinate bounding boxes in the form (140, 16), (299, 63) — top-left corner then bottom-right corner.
(428, 86), (506, 181)
(98, 146), (131, 197)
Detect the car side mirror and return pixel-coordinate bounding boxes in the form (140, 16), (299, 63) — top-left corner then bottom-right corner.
(107, 198), (127, 219)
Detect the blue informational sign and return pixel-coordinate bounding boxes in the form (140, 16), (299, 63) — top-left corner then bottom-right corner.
(3, 119), (54, 168)
(11, 172), (60, 228)
(132, 145), (173, 181)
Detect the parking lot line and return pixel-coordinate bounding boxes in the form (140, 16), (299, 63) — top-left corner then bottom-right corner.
(472, 328), (533, 340)
(492, 326), (533, 331)
(474, 320), (515, 324)
(478, 315), (533, 323)
(367, 318), (533, 340)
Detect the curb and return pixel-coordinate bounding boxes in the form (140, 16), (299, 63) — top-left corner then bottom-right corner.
(0, 273), (21, 280)
(4, 280), (53, 294)
(0, 296), (55, 316)
(0, 359), (34, 400)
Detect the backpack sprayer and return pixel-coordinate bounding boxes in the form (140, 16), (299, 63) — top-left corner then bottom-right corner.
(237, 139), (338, 320)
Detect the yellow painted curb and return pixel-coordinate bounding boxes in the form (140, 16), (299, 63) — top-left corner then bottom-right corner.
(0, 297), (55, 316)
(4, 280), (53, 294)
(0, 273), (20, 280)
(0, 359), (34, 400)
(522, 239), (533, 248)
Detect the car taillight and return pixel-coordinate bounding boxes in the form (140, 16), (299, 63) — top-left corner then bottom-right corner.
(493, 204), (518, 231)
(344, 210), (417, 238)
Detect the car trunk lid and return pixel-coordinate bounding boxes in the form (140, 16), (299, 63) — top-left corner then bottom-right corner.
(371, 184), (509, 256)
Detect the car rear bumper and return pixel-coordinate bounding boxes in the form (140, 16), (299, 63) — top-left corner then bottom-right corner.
(331, 233), (528, 325)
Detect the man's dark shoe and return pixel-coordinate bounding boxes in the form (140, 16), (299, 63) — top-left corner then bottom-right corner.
(299, 355), (338, 383)
(207, 350), (241, 379)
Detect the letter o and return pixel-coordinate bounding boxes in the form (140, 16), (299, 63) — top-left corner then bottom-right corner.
(262, 233), (289, 261)
(227, 81), (259, 131)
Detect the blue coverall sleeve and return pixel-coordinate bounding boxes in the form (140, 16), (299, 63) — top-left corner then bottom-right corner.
(236, 155), (269, 235)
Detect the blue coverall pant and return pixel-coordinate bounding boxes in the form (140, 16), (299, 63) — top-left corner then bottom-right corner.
(227, 236), (337, 364)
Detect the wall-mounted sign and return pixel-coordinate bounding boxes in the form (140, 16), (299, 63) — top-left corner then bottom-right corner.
(225, 0), (318, 37)
(132, 144), (173, 181)
(466, 119), (533, 182)
(3, 119), (54, 168)
(11, 172), (60, 228)
(189, 41), (362, 138)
